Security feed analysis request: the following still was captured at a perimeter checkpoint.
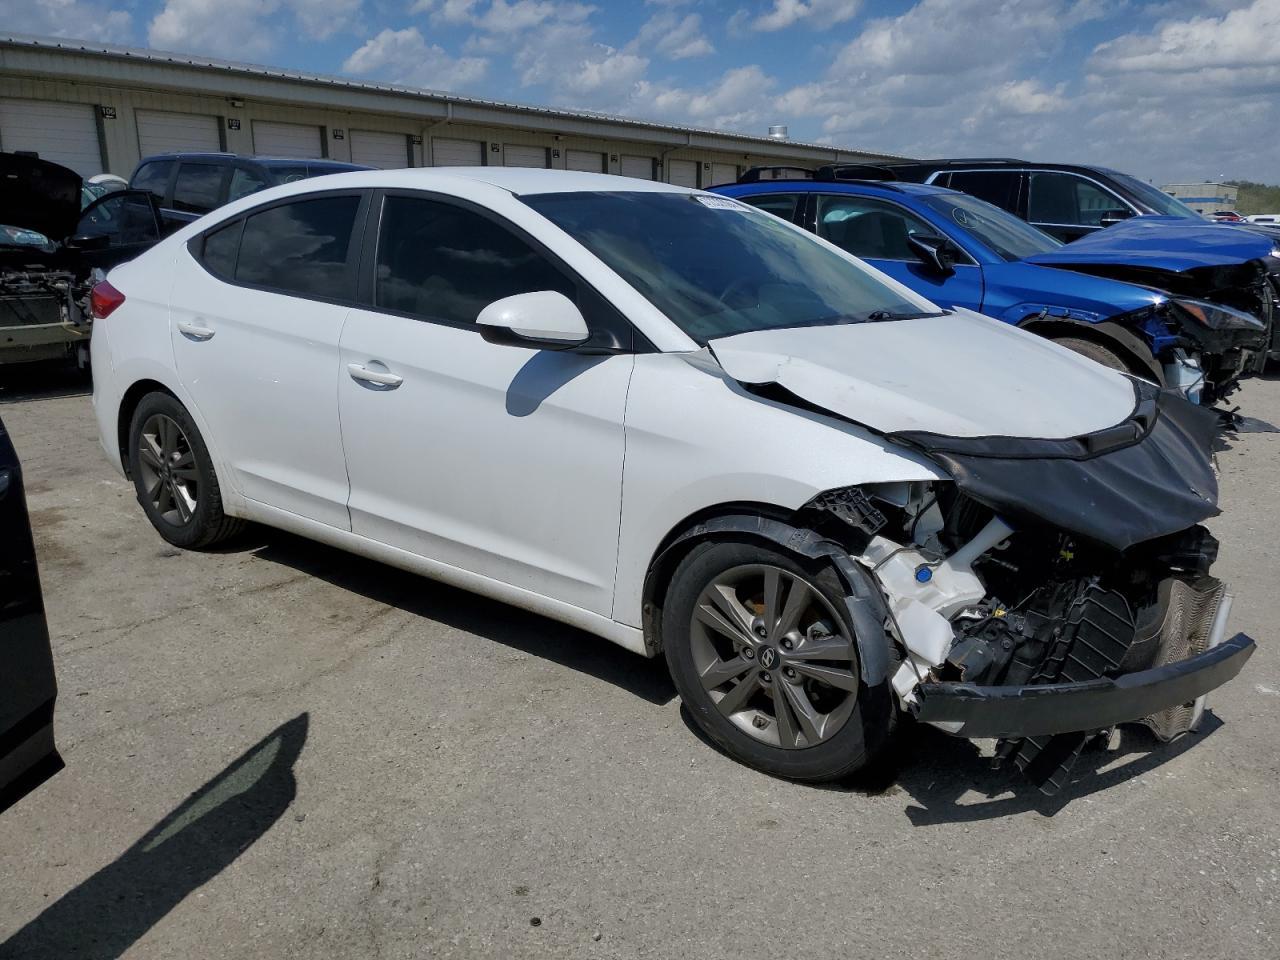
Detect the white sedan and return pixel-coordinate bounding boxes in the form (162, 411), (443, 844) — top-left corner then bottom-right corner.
(90, 168), (1253, 788)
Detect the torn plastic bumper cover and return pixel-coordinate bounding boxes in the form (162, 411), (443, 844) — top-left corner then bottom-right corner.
(913, 632), (1254, 738)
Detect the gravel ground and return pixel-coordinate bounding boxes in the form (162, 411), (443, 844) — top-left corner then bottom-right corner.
(1, 366), (1277, 960)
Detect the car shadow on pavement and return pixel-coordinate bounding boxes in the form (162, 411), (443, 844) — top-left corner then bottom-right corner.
(247, 530), (678, 706)
(0, 362), (92, 404)
(889, 715), (1223, 824)
(0, 714), (308, 960)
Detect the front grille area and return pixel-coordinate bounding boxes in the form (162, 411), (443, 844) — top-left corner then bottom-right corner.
(1137, 577), (1227, 741)
(1, 292), (64, 328)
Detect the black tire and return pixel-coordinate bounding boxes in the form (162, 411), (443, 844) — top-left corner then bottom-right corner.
(1052, 336), (1132, 375)
(662, 540), (897, 783)
(127, 392), (244, 549)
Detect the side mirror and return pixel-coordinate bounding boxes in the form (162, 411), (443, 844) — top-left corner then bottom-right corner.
(1099, 210), (1133, 227)
(65, 234), (111, 252)
(477, 291), (590, 349)
(906, 234), (956, 275)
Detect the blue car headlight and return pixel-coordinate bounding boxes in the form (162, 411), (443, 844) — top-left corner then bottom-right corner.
(1170, 298), (1265, 331)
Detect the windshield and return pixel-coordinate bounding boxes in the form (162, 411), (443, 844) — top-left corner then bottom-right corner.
(1108, 172), (1204, 219)
(920, 193), (1062, 261)
(523, 191), (936, 342)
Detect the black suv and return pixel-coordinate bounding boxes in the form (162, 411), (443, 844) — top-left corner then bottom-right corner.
(129, 153), (369, 230)
(837, 159), (1229, 243)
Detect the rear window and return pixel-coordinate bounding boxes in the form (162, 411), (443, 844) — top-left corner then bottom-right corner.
(131, 160), (173, 202)
(234, 195), (361, 300)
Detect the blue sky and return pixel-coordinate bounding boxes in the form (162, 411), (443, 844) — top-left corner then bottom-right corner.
(11, 0), (1280, 185)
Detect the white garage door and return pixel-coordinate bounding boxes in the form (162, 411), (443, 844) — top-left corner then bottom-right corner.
(432, 137), (483, 166)
(711, 163), (738, 185)
(565, 150), (604, 173)
(504, 144), (548, 168)
(620, 155), (654, 180)
(252, 120), (323, 159)
(667, 159), (698, 188)
(136, 110), (220, 158)
(351, 130), (410, 169)
(0, 98), (102, 176)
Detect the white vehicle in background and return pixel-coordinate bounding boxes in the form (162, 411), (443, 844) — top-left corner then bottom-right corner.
(1245, 214), (1280, 224)
(89, 169), (1253, 791)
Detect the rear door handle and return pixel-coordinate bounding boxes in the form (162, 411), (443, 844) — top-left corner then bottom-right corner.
(347, 362), (403, 389)
(176, 319), (216, 341)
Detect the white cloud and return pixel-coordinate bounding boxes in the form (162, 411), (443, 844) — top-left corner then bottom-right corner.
(1090, 0), (1280, 73)
(643, 65), (777, 128)
(753, 0), (862, 32)
(342, 27), (488, 91)
(1, 0), (132, 44)
(632, 11), (714, 59)
(148, 0), (360, 58)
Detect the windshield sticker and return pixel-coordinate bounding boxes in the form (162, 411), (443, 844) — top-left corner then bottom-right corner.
(694, 194), (748, 211)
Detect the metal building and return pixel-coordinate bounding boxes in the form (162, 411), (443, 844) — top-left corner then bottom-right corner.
(1161, 182), (1239, 215)
(0, 33), (899, 186)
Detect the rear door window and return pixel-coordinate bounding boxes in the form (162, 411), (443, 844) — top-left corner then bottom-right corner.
(235, 195), (362, 301)
(943, 171), (1022, 214)
(173, 162), (226, 215)
(739, 193), (802, 223)
(227, 167), (270, 202)
(130, 160), (173, 202)
(373, 194), (575, 324)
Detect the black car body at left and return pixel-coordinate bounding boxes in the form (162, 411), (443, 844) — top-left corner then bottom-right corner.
(0, 413), (62, 813)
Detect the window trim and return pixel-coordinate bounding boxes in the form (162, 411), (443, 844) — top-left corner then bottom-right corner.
(186, 188), (372, 308)
(356, 188), (646, 354)
(812, 192), (979, 267)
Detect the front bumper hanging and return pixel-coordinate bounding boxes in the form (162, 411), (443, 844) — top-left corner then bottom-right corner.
(912, 632), (1255, 739)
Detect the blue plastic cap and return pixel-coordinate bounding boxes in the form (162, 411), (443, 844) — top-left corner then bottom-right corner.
(914, 566), (933, 583)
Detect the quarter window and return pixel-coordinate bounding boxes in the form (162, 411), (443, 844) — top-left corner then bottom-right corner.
(130, 160), (173, 202)
(815, 195), (941, 261)
(374, 195), (574, 324)
(1028, 172), (1128, 227)
(235, 195), (361, 300)
(200, 220), (241, 277)
(740, 193), (801, 222)
(173, 163), (225, 215)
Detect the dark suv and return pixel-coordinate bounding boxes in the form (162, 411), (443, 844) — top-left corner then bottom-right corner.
(129, 153), (369, 230)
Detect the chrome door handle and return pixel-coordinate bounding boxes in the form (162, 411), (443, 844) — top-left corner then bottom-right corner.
(176, 319), (216, 341)
(347, 362), (403, 389)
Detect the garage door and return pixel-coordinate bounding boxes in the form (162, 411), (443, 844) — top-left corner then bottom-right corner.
(620, 155), (654, 180)
(351, 130), (410, 169)
(252, 120), (323, 159)
(565, 150), (604, 173)
(667, 159), (698, 188)
(0, 99), (102, 176)
(504, 144), (548, 168)
(710, 163), (738, 185)
(432, 137), (483, 166)
(136, 110), (220, 158)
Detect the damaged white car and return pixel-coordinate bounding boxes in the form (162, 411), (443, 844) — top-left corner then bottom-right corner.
(90, 169), (1255, 791)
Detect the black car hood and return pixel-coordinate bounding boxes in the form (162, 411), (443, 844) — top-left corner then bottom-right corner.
(0, 152), (82, 243)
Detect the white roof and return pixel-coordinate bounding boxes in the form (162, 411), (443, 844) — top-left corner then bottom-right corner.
(358, 166), (693, 196)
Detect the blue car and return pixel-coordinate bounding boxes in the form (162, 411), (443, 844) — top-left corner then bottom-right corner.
(714, 170), (1270, 405)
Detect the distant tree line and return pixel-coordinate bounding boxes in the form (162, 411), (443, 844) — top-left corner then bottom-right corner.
(1227, 181), (1280, 215)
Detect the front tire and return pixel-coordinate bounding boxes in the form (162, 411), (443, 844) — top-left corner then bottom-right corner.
(1053, 336), (1133, 376)
(662, 540), (896, 783)
(127, 392), (244, 549)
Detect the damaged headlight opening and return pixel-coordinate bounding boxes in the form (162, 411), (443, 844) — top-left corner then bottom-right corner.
(1170, 297), (1266, 331)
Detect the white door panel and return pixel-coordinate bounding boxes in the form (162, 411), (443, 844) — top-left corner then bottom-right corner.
(137, 110), (220, 157)
(351, 130), (409, 169)
(252, 120), (323, 159)
(168, 246), (350, 528)
(667, 159), (697, 188)
(565, 150), (604, 173)
(431, 137), (482, 166)
(619, 155), (654, 180)
(338, 311), (632, 615)
(0, 99), (101, 176)
(504, 144), (549, 168)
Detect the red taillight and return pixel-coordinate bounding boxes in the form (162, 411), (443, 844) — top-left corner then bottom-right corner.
(90, 280), (126, 319)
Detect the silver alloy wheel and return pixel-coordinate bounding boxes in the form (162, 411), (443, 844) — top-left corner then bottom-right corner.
(689, 563), (859, 749)
(137, 413), (200, 526)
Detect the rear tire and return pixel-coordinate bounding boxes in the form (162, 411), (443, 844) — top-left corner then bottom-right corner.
(127, 392), (244, 549)
(662, 540), (897, 783)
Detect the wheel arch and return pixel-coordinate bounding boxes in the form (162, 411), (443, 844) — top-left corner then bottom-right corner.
(117, 378), (178, 478)
(1018, 316), (1165, 384)
(640, 502), (894, 688)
